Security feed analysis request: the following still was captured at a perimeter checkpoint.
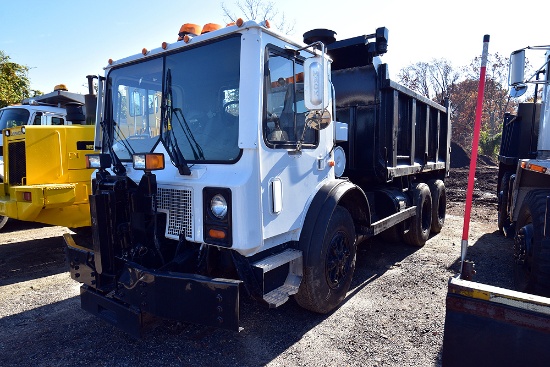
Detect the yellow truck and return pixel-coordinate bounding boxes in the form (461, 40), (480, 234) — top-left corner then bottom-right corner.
(0, 78), (98, 230)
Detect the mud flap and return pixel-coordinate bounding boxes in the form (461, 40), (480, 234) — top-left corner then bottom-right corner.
(442, 276), (550, 367)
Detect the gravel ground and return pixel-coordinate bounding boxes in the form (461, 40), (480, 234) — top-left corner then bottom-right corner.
(0, 165), (513, 367)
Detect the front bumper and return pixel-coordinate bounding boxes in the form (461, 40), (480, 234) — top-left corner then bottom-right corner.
(65, 234), (241, 336)
(0, 184), (90, 227)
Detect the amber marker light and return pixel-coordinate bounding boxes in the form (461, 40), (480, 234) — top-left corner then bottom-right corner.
(527, 163), (547, 173)
(142, 48), (148, 55)
(184, 34), (192, 43)
(328, 160), (335, 167)
(264, 20), (271, 28)
(236, 18), (244, 27)
(108, 58), (113, 65)
(162, 42), (168, 50)
(208, 228), (226, 239)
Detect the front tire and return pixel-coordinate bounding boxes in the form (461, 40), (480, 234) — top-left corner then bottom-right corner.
(295, 206), (356, 314)
(514, 190), (550, 296)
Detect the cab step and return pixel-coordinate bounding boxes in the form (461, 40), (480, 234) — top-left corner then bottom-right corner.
(252, 248), (303, 308)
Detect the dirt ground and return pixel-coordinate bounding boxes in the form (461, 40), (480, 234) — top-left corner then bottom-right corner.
(0, 161), (512, 367)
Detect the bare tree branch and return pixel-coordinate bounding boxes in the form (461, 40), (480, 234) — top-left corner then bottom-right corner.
(220, 0), (295, 34)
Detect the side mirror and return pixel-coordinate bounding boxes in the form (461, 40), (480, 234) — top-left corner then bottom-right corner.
(509, 49), (525, 86)
(304, 55), (329, 111)
(510, 84), (527, 98)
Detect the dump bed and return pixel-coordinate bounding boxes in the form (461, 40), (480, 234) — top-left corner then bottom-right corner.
(329, 39), (450, 186)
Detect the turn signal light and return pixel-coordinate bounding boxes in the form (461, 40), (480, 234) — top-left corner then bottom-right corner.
(208, 228), (226, 239)
(133, 153), (165, 171)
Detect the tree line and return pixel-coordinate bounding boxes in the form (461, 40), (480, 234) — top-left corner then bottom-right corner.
(397, 53), (529, 157)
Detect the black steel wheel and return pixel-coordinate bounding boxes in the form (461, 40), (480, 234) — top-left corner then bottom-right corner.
(514, 190), (550, 296)
(498, 172), (513, 236)
(403, 183), (432, 247)
(295, 206), (356, 314)
(428, 179), (446, 234)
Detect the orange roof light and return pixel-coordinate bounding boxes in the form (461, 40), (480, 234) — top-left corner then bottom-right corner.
(236, 18), (244, 27)
(142, 48), (148, 55)
(178, 23), (202, 41)
(54, 84), (68, 91)
(184, 34), (192, 43)
(202, 23), (222, 34)
(108, 58), (113, 65)
(263, 20), (271, 28)
(161, 41), (168, 50)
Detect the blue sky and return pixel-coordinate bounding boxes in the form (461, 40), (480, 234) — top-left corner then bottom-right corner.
(1, 0), (548, 95)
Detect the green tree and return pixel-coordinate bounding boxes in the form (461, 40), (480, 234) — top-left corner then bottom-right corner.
(0, 50), (33, 108)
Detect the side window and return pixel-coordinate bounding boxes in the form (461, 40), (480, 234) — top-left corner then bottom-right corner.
(33, 113), (42, 125)
(51, 117), (64, 125)
(264, 48), (316, 148)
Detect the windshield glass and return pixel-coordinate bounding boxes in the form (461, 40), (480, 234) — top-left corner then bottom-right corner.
(106, 35), (241, 163)
(0, 108), (30, 130)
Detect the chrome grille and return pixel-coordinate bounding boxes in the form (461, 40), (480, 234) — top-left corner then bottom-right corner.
(157, 187), (193, 240)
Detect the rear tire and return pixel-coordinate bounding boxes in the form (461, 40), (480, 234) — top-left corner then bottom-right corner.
(403, 183), (432, 247)
(295, 206), (356, 314)
(514, 190), (550, 296)
(428, 179), (446, 234)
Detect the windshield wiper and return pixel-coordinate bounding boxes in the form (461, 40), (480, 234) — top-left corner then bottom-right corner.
(172, 107), (205, 160)
(103, 89), (126, 175)
(162, 69), (191, 176)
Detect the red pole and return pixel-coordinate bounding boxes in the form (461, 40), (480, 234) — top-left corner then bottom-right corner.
(460, 35), (490, 277)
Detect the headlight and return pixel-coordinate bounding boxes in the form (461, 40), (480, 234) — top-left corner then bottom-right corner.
(86, 153), (112, 169)
(210, 194), (228, 219)
(133, 153), (165, 171)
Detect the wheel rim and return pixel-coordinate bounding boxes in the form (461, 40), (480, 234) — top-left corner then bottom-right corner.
(326, 231), (351, 289)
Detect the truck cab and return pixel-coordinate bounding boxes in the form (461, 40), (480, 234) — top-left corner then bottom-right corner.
(65, 20), (449, 335)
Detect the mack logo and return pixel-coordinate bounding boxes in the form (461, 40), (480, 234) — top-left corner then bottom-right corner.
(11, 131), (24, 136)
(76, 141), (95, 150)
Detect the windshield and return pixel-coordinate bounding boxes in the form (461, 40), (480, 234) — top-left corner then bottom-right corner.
(106, 35), (241, 163)
(0, 108), (30, 130)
